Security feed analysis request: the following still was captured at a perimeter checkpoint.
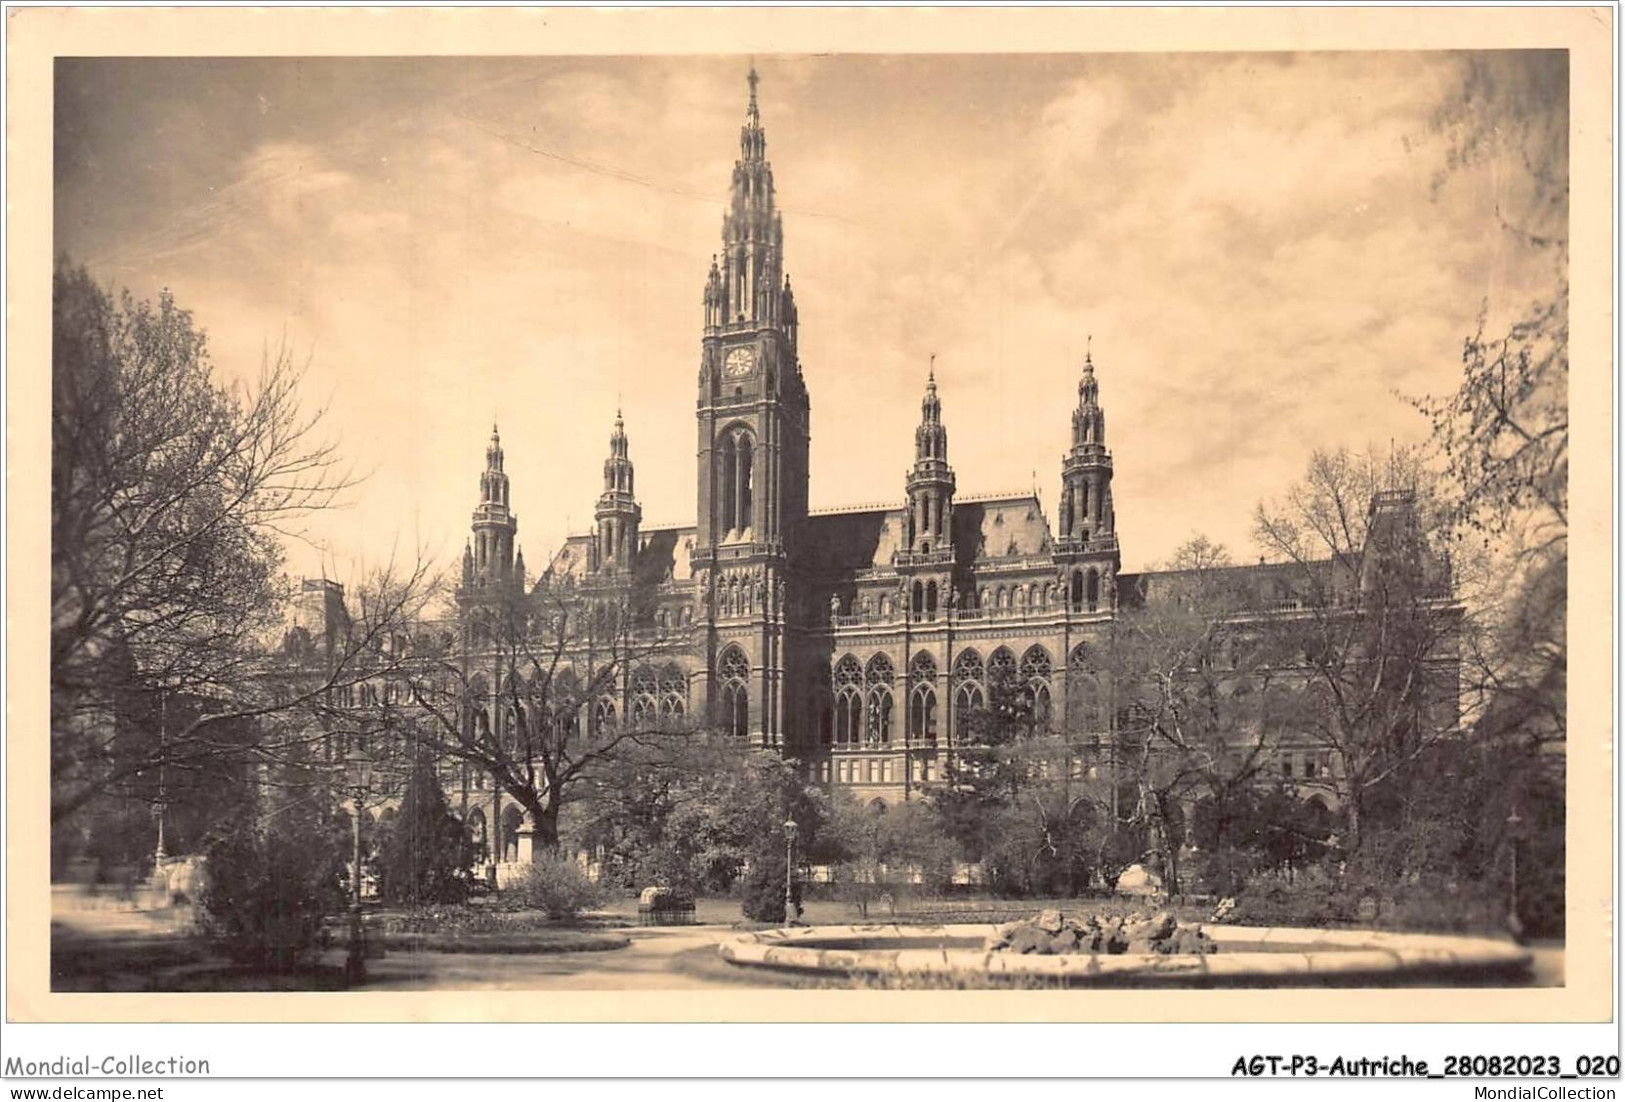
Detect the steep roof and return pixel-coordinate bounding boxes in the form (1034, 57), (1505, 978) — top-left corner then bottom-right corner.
(801, 506), (907, 573)
(540, 525), (699, 587)
(952, 493), (1053, 563)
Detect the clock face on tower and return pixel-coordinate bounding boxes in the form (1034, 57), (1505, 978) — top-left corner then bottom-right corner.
(724, 346), (756, 378)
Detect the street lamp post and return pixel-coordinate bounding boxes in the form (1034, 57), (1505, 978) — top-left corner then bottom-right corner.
(783, 818), (799, 927)
(1506, 807), (1524, 939)
(344, 749), (373, 985)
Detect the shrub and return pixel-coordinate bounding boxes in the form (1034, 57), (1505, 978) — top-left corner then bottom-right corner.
(507, 850), (609, 920)
(1225, 864), (1504, 934)
(740, 846), (800, 923)
(199, 807), (345, 969)
(376, 761), (472, 908)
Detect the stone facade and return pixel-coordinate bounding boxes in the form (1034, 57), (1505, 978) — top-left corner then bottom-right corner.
(445, 71), (1445, 812)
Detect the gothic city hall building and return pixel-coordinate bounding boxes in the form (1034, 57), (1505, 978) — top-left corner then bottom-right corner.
(445, 71), (1442, 817)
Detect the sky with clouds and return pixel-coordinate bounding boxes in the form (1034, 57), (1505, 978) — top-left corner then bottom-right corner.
(54, 51), (1566, 582)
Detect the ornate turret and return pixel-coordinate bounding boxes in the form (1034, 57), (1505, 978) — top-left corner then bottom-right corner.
(593, 410), (642, 572)
(893, 363), (957, 621)
(703, 66), (792, 336)
(906, 365), (956, 556)
(1056, 345), (1120, 610)
(469, 423), (518, 589)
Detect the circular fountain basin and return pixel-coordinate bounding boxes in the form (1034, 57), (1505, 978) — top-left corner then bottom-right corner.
(717, 923), (1533, 986)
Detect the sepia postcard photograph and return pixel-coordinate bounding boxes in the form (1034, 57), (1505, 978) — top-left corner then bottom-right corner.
(4, 5), (1615, 1070)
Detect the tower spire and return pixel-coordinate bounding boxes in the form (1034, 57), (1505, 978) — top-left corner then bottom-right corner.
(468, 423), (517, 591)
(1058, 346), (1118, 575)
(707, 64), (785, 331)
(596, 407), (641, 572)
(906, 365), (956, 558)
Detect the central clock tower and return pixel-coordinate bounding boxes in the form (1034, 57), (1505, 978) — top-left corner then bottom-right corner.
(694, 68), (810, 748)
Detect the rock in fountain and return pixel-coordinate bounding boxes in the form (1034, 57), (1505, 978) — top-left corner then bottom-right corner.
(984, 909), (1216, 956)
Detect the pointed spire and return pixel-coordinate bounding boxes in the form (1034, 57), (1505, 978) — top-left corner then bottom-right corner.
(1078, 344), (1099, 404)
(1072, 345), (1107, 451)
(486, 421), (505, 471)
(738, 64), (767, 163)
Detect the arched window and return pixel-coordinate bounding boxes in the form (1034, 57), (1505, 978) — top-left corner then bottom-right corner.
(1071, 569), (1085, 612)
(911, 580), (924, 620)
(865, 654), (895, 744)
(954, 682), (984, 736)
(1021, 645), (1052, 682)
(1087, 568), (1100, 612)
(835, 687), (862, 744)
(1022, 646), (1053, 731)
(593, 697), (617, 739)
(717, 433), (736, 535)
(736, 436), (753, 532)
(1031, 682), (1052, 730)
(659, 665), (687, 724)
(834, 655), (862, 745)
(722, 682), (749, 738)
(925, 581), (938, 620)
(909, 682), (938, 745)
(1068, 643), (1104, 732)
(867, 686), (893, 745)
(717, 646), (750, 738)
(988, 646), (1017, 686)
(908, 650), (938, 742)
(630, 665), (659, 728)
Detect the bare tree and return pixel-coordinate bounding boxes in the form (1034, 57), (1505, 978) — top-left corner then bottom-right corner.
(1416, 48), (1567, 751)
(400, 576), (699, 855)
(50, 259), (430, 829)
(1254, 446), (1463, 854)
(1105, 536), (1297, 894)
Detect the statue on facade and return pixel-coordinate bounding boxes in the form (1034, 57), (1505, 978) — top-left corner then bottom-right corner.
(830, 593), (842, 619)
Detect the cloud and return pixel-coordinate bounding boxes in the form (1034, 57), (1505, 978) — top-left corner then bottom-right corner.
(55, 53), (1565, 576)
